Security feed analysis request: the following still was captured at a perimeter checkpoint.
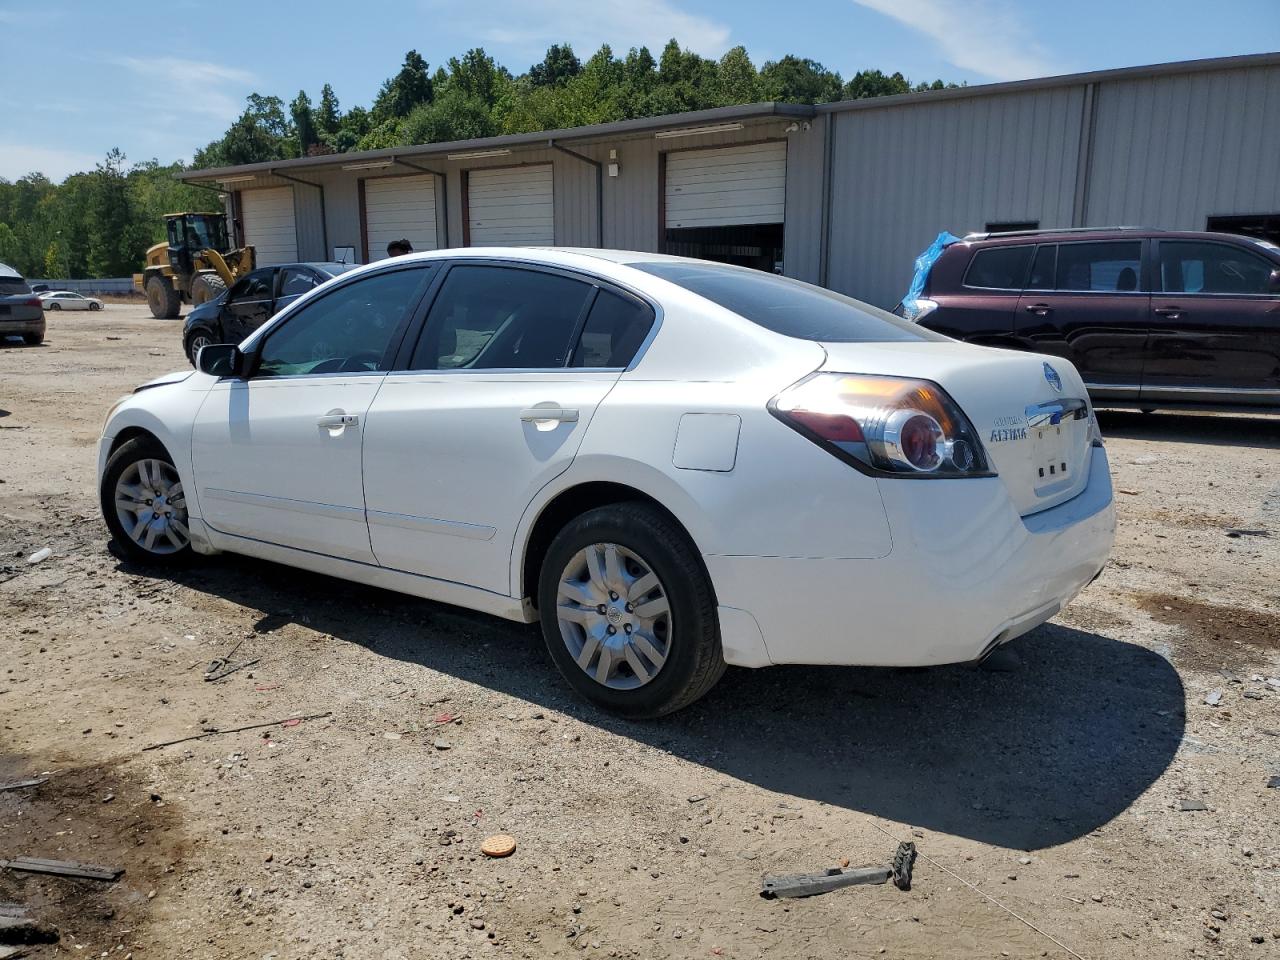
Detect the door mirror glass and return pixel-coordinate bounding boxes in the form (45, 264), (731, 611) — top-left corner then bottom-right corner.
(197, 343), (243, 377)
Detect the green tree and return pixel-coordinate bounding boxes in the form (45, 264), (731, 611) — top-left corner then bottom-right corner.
(714, 46), (761, 106)
(401, 86), (498, 144)
(529, 43), (582, 87)
(371, 50), (434, 123)
(445, 48), (508, 106)
(290, 90), (318, 155)
(759, 55), (844, 104)
(194, 93), (294, 167)
(317, 83), (341, 135)
(844, 69), (910, 100)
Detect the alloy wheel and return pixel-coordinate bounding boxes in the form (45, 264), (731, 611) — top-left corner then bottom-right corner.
(113, 458), (190, 554)
(555, 542), (671, 690)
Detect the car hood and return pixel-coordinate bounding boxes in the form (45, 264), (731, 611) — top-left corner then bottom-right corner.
(134, 370), (193, 393)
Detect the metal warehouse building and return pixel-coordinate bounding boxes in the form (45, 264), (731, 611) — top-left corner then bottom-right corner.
(181, 52), (1280, 309)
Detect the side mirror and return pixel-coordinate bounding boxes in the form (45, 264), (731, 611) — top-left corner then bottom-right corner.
(197, 343), (244, 377)
(1269, 269), (1280, 293)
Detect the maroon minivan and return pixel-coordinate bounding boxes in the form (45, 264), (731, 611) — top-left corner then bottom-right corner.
(900, 228), (1280, 412)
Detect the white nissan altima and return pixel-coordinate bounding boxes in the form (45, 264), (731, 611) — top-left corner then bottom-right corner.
(98, 248), (1115, 716)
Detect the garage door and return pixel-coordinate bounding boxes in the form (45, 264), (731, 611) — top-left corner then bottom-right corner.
(365, 174), (439, 262)
(467, 165), (554, 246)
(240, 187), (297, 266)
(665, 142), (787, 228)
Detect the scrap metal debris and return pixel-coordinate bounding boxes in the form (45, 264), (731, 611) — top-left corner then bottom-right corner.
(141, 711), (333, 751)
(0, 857), (122, 882)
(203, 638), (259, 682)
(761, 841), (916, 899)
(0, 779), (46, 793)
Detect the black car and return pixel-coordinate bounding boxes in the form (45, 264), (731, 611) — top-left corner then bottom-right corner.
(182, 262), (356, 363)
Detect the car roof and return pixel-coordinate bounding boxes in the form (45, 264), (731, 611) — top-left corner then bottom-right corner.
(960, 227), (1270, 246)
(0, 262), (22, 281)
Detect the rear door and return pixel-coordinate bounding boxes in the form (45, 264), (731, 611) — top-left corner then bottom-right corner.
(361, 262), (654, 592)
(928, 243), (1030, 342)
(1145, 238), (1280, 406)
(223, 268), (277, 341)
(1015, 239), (1149, 392)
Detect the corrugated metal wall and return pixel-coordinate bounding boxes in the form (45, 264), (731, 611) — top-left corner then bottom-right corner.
(825, 85), (1086, 308)
(783, 115), (826, 284)
(1085, 64), (1280, 228)
(291, 183), (326, 262)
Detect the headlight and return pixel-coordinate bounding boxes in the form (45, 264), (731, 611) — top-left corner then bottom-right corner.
(770, 373), (993, 478)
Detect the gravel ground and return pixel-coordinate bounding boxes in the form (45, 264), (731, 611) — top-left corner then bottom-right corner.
(1, 304), (1278, 959)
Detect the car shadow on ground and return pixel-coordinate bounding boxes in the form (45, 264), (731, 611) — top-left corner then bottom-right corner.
(155, 553), (1185, 852)
(1097, 409), (1279, 449)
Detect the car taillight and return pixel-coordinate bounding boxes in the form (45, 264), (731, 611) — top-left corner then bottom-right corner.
(897, 298), (938, 322)
(770, 373), (993, 478)
(24, 298), (41, 307)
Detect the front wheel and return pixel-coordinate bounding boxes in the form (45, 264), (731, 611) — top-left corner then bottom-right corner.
(22, 333), (43, 345)
(186, 327), (217, 365)
(537, 503), (724, 718)
(89, 301), (102, 311)
(100, 436), (193, 564)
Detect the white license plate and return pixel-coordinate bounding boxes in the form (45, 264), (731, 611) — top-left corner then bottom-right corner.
(1034, 423), (1070, 483)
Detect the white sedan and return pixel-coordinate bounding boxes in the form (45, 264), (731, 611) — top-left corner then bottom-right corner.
(97, 249), (1115, 716)
(41, 291), (103, 311)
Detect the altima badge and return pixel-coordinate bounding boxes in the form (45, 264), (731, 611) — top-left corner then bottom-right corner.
(1043, 362), (1063, 392)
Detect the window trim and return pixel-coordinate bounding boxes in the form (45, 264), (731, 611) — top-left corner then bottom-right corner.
(961, 243), (1035, 292)
(238, 261), (440, 381)
(1152, 238), (1280, 299)
(395, 257), (661, 375)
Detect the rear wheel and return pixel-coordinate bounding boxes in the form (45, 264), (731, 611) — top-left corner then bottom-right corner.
(47, 301), (60, 311)
(145, 275), (181, 319)
(100, 436), (192, 565)
(190, 272), (227, 306)
(537, 503), (724, 718)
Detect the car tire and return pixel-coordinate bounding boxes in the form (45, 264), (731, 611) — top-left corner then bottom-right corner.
(22, 333), (43, 346)
(145, 275), (181, 320)
(48, 301), (60, 310)
(190, 272), (227, 306)
(99, 436), (194, 566)
(537, 503), (725, 718)
(185, 327), (218, 366)
(89, 301), (102, 311)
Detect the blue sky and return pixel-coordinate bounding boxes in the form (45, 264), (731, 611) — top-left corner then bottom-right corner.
(1, 0), (1277, 181)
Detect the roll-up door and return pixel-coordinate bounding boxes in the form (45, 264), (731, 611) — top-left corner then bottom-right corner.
(665, 142), (787, 228)
(240, 187), (297, 266)
(467, 165), (554, 246)
(364, 174), (439, 261)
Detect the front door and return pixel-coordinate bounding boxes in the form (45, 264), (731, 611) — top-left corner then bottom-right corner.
(362, 263), (655, 594)
(1145, 238), (1280, 406)
(222, 268), (276, 341)
(191, 264), (435, 562)
(1015, 239), (1149, 392)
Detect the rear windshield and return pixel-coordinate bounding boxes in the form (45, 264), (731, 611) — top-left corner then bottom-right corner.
(0, 278), (31, 296)
(628, 261), (946, 342)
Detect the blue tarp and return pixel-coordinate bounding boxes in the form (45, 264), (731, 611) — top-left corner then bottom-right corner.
(900, 231), (961, 318)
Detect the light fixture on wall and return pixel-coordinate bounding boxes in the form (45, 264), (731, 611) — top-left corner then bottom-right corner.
(783, 121), (811, 133)
(446, 148), (513, 160)
(342, 159), (395, 171)
(654, 122), (744, 139)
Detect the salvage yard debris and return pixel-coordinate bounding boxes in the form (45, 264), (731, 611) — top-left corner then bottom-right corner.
(0, 778), (46, 793)
(141, 711), (333, 751)
(761, 841), (915, 899)
(0, 857), (123, 881)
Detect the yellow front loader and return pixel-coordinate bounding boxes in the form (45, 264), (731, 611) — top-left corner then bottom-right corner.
(133, 212), (256, 319)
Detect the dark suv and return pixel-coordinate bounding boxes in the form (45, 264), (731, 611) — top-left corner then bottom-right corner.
(901, 228), (1280, 412)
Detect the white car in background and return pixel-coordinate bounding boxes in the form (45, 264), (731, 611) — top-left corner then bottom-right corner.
(41, 291), (104, 311)
(96, 249), (1115, 717)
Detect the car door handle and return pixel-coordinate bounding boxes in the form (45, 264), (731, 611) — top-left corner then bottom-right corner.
(316, 414), (359, 428)
(1024, 303), (1053, 316)
(1154, 306), (1183, 318)
(519, 406), (579, 423)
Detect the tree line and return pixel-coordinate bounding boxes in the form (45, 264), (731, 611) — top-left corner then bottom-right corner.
(0, 40), (956, 278)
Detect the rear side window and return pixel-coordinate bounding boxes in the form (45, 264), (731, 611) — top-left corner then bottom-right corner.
(1027, 245), (1057, 290)
(964, 245), (1033, 290)
(1159, 241), (1275, 295)
(571, 290), (654, 367)
(629, 261), (944, 343)
(1055, 241), (1142, 292)
(411, 265), (594, 370)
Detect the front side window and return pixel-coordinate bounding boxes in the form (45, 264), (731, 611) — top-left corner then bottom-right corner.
(230, 270), (273, 302)
(255, 266), (431, 377)
(410, 265), (593, 370)
(1027, 244), (1057, 289)
(571, 289), (654, 367)
(280, 267), (321, 298)
(1055, 241), (1142, 292)
(1159, 241), (1276, 295)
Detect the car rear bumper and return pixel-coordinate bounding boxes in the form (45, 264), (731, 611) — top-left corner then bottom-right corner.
(0, 316), (46, 336)
(707, 446), (1115, 667)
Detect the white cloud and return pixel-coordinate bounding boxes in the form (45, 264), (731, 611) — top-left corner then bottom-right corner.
(851, 0), (1065, 82)
(109, 56), (256, 122)
(426, 0), (732, 61)
(0, 143), (106, 182)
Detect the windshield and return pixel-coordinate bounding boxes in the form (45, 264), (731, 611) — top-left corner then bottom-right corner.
(0, 278), (31, 296)
(629, 261), (948, 343)
(184, 215), (229, 252)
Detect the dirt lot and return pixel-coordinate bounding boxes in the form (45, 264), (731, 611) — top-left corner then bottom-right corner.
(1, 304), (1278, 959)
